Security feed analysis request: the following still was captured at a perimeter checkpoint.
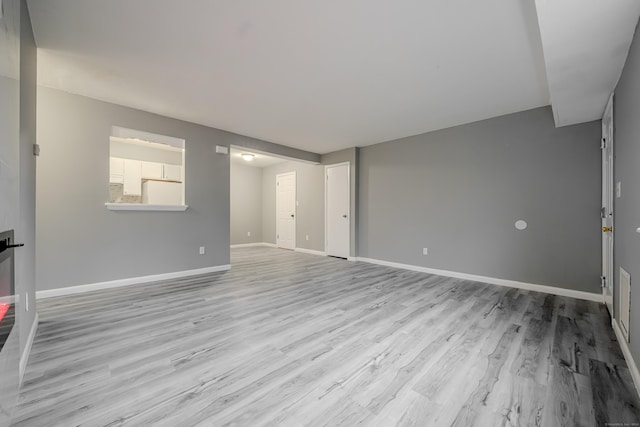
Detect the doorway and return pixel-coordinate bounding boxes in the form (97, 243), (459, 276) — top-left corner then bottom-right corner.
(602, 94), (614, 316)
(325, 162), (350, 258)
(276, 172), (296, 250)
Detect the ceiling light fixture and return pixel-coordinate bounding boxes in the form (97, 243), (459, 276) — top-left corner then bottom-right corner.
(241, 153), (255, 161)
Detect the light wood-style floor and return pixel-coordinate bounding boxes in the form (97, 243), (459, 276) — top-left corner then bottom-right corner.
(12, 247), (640, 426)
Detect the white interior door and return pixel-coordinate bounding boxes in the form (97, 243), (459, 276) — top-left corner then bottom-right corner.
(602, 94), (614, 316)
(325, 163), (350, 258)
(276, 172), (296, 250)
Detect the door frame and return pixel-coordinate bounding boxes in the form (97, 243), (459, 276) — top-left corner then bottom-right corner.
(276, 171), (296, 249)
(324, 162), (351, 258)
(602, 93), (614, 315)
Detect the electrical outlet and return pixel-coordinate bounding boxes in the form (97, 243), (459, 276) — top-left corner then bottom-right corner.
(247, 231), (251, 237)
(306, 235), (309, 241)
(616, 182), (622, 198)
(422, 248), (428, 255)
(199, 246), (205, 255)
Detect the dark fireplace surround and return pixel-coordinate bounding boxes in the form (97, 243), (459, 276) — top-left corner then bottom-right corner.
(0, 229), (16, 352)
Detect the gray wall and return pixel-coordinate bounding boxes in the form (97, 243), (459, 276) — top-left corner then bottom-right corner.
(230, 162), (263, 245)
(358, 106), (602, 293)
(37, 89), (240, 290)
(321, 148), (359, 258)
(0, 1), (37, 424)
(0, 1), (21, 423)
(18, 0), (37, 360)
(37, 87), (321, 291)
(262, 161), (324, 252)
(613, 18), (640, 375)
(229, 135), (320, 164)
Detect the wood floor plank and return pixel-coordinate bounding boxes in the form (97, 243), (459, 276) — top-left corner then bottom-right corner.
(590, 359), (640, 426)
(11, 247), (640, 427)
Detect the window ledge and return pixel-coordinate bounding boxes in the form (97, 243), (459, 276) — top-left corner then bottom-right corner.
(105, 203), (188, 212)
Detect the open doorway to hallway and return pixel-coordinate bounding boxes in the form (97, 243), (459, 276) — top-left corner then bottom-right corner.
(229, 147), (326, 260)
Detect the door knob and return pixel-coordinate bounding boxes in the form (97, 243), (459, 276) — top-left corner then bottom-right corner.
(342, 214), (347, 218)
(602, 226), (613, 232)
(291, 214), (294, 218)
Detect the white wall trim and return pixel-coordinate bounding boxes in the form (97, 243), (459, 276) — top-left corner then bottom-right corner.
(230, 242), (277, 248)
(356, 257), (603, 302)
(613, 319), (640, 399)
(36, 265), (231, 299)
(19, 313), (39, 386)
(294, 247), (326, 257)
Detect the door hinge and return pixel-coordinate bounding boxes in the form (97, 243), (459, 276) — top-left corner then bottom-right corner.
(601, 207), (606, 219)
(600, 276), (607, 288)
(277, 234), (279, 239)
(601, 138), (607, 149)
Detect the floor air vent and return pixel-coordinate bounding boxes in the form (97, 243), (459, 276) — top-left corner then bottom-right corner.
(620, 268), (631, 342)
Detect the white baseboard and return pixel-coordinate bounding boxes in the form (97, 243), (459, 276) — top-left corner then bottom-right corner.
(294, 247), (326, 256)
(19, 312), (38, 385)
(230, 242), (277, 248)
(36, 264), (231, 299)
(613, 319), (640, 399)
(355, 257), (602, 303)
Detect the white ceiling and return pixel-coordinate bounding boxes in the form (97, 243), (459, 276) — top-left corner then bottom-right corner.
(26, 1), (639, 154)
(535, 0), (640, 127)
(230, 147), (287, 168)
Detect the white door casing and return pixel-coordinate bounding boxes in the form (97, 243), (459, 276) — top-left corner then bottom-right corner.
(276, 172), (296, 250)
(325, 163), (350, 258)
(602, 93), (614, 316)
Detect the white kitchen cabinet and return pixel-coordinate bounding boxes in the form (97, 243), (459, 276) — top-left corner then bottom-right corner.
(123, 159), (142, 196)
(141, 161), (163, 179)
(163, 164), (182, 181)
(109, 157), (125, 184)
(142, 180), (182, 205)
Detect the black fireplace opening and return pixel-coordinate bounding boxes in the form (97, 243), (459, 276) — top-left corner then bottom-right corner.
(0, 229), (16, 352)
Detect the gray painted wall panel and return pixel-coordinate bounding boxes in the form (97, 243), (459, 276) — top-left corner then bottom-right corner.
(262, 162), (324, 252)
(18, 0), (37, 356)
(358, 106), (601, 293)
(613, 18), (640, 374)
(36, 88), (236, 291)
(0, 1), (37, 424)
(225, 134), (320, 164)
(0, 0), (21, 422)
(230, 163), (263, 245)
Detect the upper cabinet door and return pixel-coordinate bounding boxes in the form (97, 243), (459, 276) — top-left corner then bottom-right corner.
(109, 157), (125, 184)
(163, 164), (182, 181)
(123, 159), (142, 196)
(141, 161), (163, 180)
